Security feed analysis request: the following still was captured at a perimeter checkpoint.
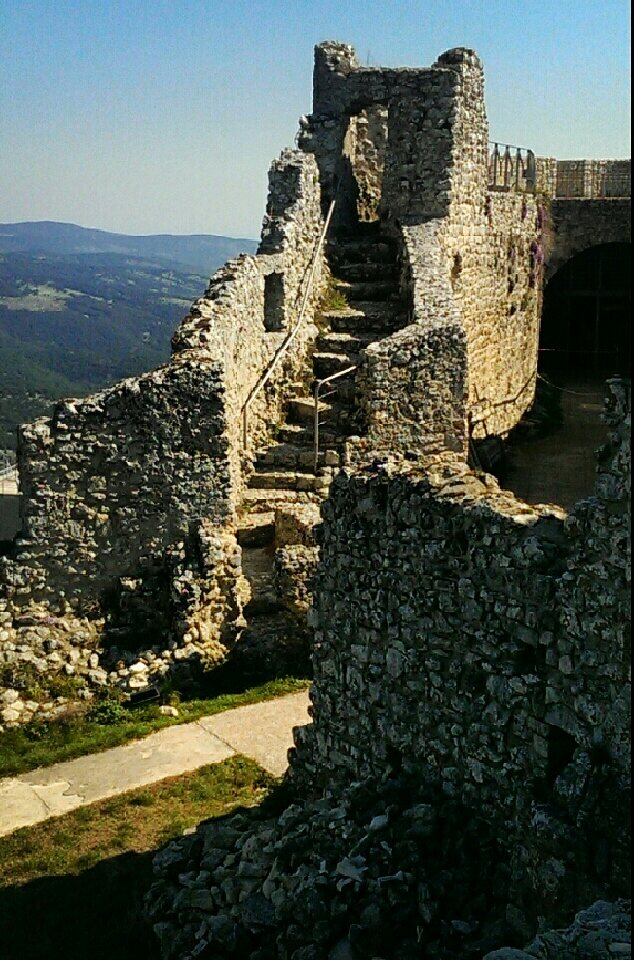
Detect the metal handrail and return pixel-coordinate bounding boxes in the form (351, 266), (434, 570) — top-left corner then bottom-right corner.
(488, 141), (536, 192)
(313, 365), (357, 474)
(241, 198), (337, 448)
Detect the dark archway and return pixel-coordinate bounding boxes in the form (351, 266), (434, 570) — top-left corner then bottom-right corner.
(539, 242), (631, 376)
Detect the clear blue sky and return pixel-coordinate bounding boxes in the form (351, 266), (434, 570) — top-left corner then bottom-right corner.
(0, 0), (630, 238)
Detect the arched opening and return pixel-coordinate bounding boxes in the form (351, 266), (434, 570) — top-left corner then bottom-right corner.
(540, 242), (631, 377)
(0, 467), (21, 547)
(335, 103), (389, 232)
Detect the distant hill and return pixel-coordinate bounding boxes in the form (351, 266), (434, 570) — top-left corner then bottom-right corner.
(0, 222), (259, 453)
(0, 249), (213, 451)
(0, 221), (258, 276)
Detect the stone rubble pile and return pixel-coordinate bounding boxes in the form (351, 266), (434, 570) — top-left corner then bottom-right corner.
(486, 899), (631, 960)
(145, 771), (525, 960)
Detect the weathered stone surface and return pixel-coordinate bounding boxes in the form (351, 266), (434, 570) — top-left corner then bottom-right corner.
(488, 899), (632, 960)
(145, 771), (524, 959)
(0, 148), (328, 719)
(140, 38), (630, 960)
(291, 379), (630, 927)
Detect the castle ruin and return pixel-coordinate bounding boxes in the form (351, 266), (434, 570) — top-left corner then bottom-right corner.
(0, 40), (631, 957)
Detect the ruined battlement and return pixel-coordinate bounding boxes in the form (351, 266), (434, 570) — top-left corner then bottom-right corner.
(0, 35), (624, 959)
(0, 41), (630, 759)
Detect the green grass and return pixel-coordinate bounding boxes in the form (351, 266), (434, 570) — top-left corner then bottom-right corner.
(319, 277), (349, 312)
(0, 677), (310, 778)
(0, 755), (276, 960)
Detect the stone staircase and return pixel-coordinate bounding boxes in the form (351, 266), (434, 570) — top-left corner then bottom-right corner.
(234, 224), (408, 671)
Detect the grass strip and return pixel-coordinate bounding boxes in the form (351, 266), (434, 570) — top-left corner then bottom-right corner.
(0, 676), (309, 779)
(0, 755), (276, 960)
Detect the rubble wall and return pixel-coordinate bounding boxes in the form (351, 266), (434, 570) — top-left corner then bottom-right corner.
(306, 44), (544, 452)
(0, 150), (326, 716)
(294, 379), (631, 917)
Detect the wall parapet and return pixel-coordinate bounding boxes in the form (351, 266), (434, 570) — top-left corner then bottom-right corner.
(555, 159), (631, 198)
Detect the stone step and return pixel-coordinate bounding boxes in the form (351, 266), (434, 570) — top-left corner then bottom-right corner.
(312, 351), (357, 380)
(332, 220), (384, 240)
(248, 469), (328, 494)
(276, 423), (345, 448)
(323, 303), (406, 334)
(333, 279), (396, 302)
(241, 488), (321, 512)
(315, 331), (376, 355)
(321, 300), (406, 323)
(286, 397), (332, 423)
(236, 512), (275, 548)
(326, 238), (397, 265)
(318, 380), (357, 407)
(255, 442), (338, 472)
(333, 261), (398, 282)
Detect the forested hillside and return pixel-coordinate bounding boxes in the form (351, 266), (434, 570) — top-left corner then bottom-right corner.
(0, 221), (257, 275)
(0, 251), (208, 451)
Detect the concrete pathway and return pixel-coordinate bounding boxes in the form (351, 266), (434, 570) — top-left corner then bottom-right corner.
(0, 690), (310, 837)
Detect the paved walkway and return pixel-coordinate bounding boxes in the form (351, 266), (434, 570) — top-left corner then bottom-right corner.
(504, 377), (606, 510)
(0, 690), (310, 837)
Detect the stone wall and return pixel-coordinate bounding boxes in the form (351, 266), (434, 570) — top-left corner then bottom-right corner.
(432, 48), (544, 437)
(0, 150), (327, 717)
(454, 190), (545, 437)
(0, 358), (246, 711)
(341, 105), (389, 223)
(300, 42), (465, 224)
(6, 358), (232, 613)
(358, 220), (469, 459)
(293, 378), (631, 922)
(143, 379), (630, 959)
(372, 185), (545, 453)
(172, 149), (326, 500)
(303, 43), (544, 454)
(555, 159), (631, 198)
(547, 197), (631, 281)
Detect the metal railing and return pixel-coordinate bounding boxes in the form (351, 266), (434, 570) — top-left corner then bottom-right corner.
(313, 365), (357, 474)
(241, 198), (337, 448)
(488, 142), (536, 192)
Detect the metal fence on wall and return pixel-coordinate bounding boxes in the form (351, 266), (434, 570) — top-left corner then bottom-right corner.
(488, 142), (536, 192)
